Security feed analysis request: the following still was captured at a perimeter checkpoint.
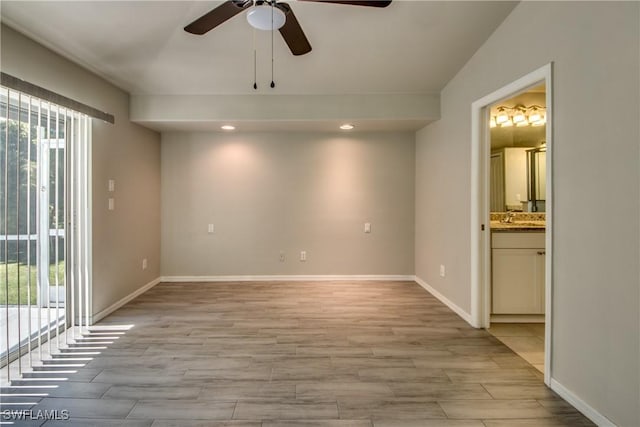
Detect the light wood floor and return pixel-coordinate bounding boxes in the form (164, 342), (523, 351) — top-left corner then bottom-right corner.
(1, 281), (594, 426)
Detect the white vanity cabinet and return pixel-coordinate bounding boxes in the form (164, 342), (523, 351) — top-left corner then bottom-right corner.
(492, 232), (545, 314)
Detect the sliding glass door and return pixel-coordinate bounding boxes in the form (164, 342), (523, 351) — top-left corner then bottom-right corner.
(0, 86), (91, 377)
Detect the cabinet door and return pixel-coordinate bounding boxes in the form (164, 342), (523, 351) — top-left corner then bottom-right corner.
(492, 248), (545, 314)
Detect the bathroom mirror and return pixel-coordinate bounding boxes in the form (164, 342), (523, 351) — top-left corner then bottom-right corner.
(526, 147), (546, 212)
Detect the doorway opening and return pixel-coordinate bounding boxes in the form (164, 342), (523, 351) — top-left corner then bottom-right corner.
(486, 84), (547, 374)
(470, 63), (553, 385)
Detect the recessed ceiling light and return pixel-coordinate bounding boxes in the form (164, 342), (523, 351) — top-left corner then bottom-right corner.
(221, 125), (235, 131)
(340, 124), (354, 130)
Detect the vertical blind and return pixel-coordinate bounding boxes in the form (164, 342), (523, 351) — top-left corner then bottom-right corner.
(0, 85), (91, 381)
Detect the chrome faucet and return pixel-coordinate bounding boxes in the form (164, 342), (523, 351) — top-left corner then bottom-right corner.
(502, 211), (516, 223)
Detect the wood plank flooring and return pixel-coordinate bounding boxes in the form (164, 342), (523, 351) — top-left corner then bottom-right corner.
(1, 281), (594, 426)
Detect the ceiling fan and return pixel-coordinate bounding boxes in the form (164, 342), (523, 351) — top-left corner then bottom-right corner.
(184, 0), (392, 56)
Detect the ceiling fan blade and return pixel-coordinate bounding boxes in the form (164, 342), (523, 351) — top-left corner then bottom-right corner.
(276, 3), (312, 56)
(298, 0), (391, 7)
(184, 0), (252, 35)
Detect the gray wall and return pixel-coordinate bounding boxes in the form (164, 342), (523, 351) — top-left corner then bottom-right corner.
(1, 25), (162, 316)
(161, 132), (415, 277)
(415, 2), (639, 425)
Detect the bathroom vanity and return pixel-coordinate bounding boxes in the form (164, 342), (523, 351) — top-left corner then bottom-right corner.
(491, 231), (545, 314)
(489, 211), (546, 318)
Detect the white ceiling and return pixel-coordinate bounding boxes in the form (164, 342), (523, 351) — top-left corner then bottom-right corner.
(1, 0), (518, 131)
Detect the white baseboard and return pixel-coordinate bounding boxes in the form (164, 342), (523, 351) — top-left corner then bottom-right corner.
(550, 378), (616, 427)
(91, 277), (161, 324)
(413, 275), (473, 325)
(160, 275), (415, 283)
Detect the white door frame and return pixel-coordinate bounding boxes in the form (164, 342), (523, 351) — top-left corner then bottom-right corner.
(470, 63), (553, 385)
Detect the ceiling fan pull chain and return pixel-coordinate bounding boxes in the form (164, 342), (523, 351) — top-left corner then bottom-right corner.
(270, 2), (275, 88)
(253, 27), (258, 90)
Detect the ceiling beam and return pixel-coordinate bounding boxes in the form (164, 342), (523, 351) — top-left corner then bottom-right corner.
(130, 93), (439, 131)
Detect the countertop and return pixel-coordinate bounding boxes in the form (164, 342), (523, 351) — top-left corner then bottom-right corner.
(490, 220), (546, 232)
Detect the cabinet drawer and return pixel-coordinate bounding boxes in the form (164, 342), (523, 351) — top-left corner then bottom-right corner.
(492, 232), (545, 249)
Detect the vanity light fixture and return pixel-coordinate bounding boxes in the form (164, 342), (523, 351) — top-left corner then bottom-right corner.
(221, 125), (236, 131)
(490, 104), (546, 128)
(340, 124), (355, 130)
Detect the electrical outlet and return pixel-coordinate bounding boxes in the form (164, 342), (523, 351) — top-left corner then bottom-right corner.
(108, 198), (115, 211)
(300, 251), (307, 262)
(108, 179), (115, 192)
(142, 258), (148, 270)
(279, 251), (285, 262)
(440, 264), (445, 277)
(364, 222), (371, 233)
(208, 224), (215, 234)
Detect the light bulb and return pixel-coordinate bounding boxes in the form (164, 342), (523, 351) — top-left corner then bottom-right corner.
(501, 118), (513, 127)
(513, 110), (526, 123)
(528, 110), (542, 123)
(531, 114), (546, 126)
(496, 111), (509, 124)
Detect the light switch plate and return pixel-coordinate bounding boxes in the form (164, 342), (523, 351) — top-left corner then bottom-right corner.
(364, 222), (371, 233)
(208, 224), (215, 234)
(108, 179), (115, 192)
(108, 198), (115, 211)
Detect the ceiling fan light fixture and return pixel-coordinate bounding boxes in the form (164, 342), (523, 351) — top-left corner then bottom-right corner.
(247, 5), (286, 31)
(221, 125), (236, 131)
(340, 124), (355, 130)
